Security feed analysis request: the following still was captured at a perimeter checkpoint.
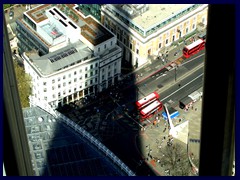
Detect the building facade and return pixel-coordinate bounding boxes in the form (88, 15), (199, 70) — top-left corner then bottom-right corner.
(101, 4), (208, 67)
(18, 4), (122, 109)
(78, 4), (102, 22)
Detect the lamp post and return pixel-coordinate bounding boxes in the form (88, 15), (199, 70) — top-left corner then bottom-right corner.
(175, 66), (177, 82)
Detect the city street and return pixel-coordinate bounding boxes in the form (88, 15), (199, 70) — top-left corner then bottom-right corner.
(4, 5), (205, 175)
(58, 48), (205, 175)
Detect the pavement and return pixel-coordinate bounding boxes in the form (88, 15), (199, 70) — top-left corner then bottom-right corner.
(124, 29), (205, 176)
(133, 93), (202, 176)
(122, 28), (206, 85)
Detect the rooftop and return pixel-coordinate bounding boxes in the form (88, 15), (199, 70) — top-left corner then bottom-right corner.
(117, 4), (192, 30)
(22, 4), (113, 48)
(26, 41), (93, 75)
(22, 106), (124, 176)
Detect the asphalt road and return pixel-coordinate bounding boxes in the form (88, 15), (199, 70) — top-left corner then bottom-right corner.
(135, 52), (205, 101)
(160, 66), (204, 105)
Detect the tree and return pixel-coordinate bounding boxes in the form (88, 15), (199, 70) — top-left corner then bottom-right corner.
(159, 143), (193, 176)
(13, 60), (32, 108)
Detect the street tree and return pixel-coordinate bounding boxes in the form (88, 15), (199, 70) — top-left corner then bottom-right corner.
(13, 60), (32, 108)
(160, 143), (193, 176)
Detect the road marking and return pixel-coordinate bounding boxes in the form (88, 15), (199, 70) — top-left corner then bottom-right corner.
(161, 72), (204, 102)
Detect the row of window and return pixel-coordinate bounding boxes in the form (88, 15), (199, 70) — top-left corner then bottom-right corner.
(41, 67), (118, 92)
(97, 41), (113, 52)
(42, 67), (99, 85)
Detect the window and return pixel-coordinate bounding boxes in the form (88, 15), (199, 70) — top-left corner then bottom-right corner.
(85, 67), (88, 71)
(98, 47), (100, 52)
(108, 72), (111, 77)
(90, 72), (93, 76)
(130, 43), (132, 50)
(79, 69), (82, 73)
(110, 41), (112, 46)
(68, 81), (71, 85)
(52, 79), (55, 84)
(52, 86), (55, 90)
(58, 84), (61, 88)
(136, 49), (139, 54)
(58, 92), (61, 97)
(58, 77), (61, 82)
(114, 68), (117, 74)
(74, 71), (77, 75)
(192, 24), (195, 29)
(108, 65), (111, 69)
(69, 89), (71, 93)
(44, 88), (47, 92)
(44, 97), (47, 101)
(166, 39), (168, 44)
(159, 43), (162, 48)
(52, 94), (55, 98)
(63, 82), (66, 87)
(102, 69), (105, 73)
(68, 74), (71, 78)
(63, 75), (66, 80)
(43, 82), (46, 86)
(95, 63), (98, 68)
(95, 70), (98, 74)
(114, 62), (117, 66)
(95, 78), (97, 83)
(90, 65), (93, 69)
(74, 78), (77, 82)
(85, 74), (88, 78)
(90, 80), (93, 84)
(85, 81), (88, 86)
(80, 76), (82, 80)
(102, 75), (105, 80)
(104, 44), (107, 49)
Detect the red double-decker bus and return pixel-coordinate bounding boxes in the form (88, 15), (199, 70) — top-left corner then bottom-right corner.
(140, 100), (163, 119)
(183, 39), (205, 58)
(136, 92), (160, 110)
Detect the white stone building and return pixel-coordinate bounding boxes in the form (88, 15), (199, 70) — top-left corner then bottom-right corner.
(101, 4), (208, 67)
(20, 4), (122, 108)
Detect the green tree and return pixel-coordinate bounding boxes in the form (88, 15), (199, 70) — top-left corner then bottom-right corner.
(13, 61), (32, 108)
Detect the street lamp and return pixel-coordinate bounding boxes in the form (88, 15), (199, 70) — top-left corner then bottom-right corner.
(175, 65), (178, 82)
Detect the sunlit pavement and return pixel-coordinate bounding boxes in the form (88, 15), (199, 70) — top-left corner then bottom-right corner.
(134, 98), (202, 176)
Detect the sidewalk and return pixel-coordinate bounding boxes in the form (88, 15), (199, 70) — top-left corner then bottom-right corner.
(123, 29), (204, 84)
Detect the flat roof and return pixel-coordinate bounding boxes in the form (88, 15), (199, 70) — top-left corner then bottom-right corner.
(117, 4), (192, 30)
(27, 41), (93, 75)
(23, 4), (113, 47)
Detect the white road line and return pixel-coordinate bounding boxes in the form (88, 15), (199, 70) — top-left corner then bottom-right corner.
(161, 73), (204, 102)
